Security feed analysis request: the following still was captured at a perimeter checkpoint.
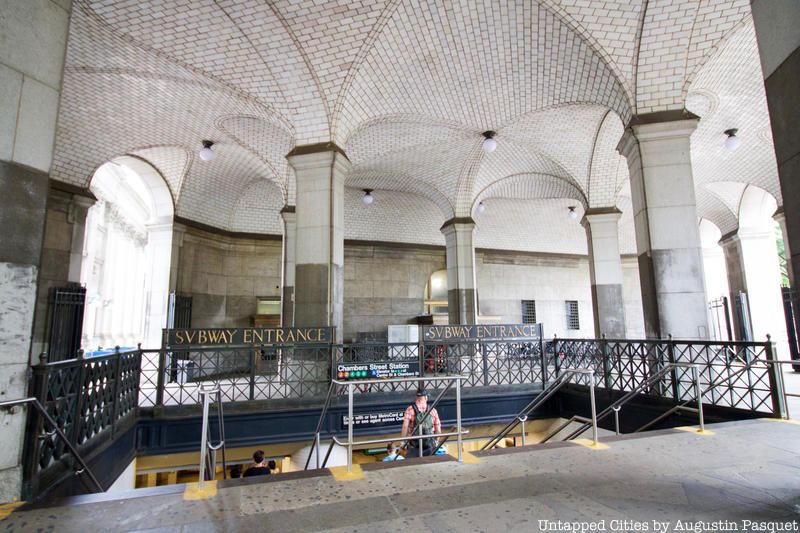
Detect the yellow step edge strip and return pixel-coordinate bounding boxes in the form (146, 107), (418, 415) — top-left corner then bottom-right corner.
(329, 464), (364, 481)
(183, 480), (218, 500)
(571, 439), (610, 450)
(0, 501), (24, 521)
(762, 418), (800, 426)
(674, 426), (715, 436)
(448, 449), (481, 464)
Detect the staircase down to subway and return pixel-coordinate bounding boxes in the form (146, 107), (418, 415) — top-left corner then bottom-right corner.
(3, 325), (796, 513)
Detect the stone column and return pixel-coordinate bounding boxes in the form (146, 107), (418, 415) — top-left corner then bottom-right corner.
(144, 223), (174, 348)
(287, 144), (349, 342)
(582, 208), (627, 338)
(774, 209), (793, 284)
(720, 230), (786, 345)
(617, 113), (709, 339)
(441, 218), (477, 324)
(0, 0), (72, 501)
(67, 195), (95, 283)
(752, 1), (800, 287)
(280, 206), (297, 327)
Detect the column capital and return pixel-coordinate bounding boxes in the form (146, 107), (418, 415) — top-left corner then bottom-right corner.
(280, 204), (297, 223)
(440, 217), (476, 233)
(286, 143), (350, 172)
(581, 207), (622, 228)
(631, 116), (699, 141)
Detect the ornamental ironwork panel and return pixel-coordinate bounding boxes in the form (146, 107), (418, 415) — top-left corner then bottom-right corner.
(46, 285), (86, 363)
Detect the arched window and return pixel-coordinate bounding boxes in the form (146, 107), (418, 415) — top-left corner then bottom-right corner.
(424, 269), (448, 316)
(81, 158), (174, 350)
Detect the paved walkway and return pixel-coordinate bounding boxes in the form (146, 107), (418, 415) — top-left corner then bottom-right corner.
(5, 419), (800, 532)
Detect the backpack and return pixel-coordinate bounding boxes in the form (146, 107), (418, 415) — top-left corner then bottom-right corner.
(411, 404), (436, 452)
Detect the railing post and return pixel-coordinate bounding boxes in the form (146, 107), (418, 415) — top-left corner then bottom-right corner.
(21, 352), (50, 499)
(539, 324), (547, 383)
(553, 335), (561, 377)
(600, 334), (612, 389)
(111, 346), (122, 437)
(70, 351), (87, 448)
(765, 335), (788, 419)
(456, 376), (463, 462)
(692, 365), (705, 431)
(589, 371), (599, 446)
(667, 335), (679, 400)
(135, 343), (143, 410)
(347, 383), (354, 473)
(155, 349), (166, 408)
(250, 348), (257, 401)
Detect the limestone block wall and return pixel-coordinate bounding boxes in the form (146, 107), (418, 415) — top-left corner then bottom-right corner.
(173, 225), (282, 328)
(475, 250), (595, 339)
(621, 256), (646, 339)
(343, 242), (445, 342)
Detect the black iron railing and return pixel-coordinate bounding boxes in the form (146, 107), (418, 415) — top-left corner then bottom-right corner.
(23, 348), (141, 499)
(552, 335), (783, 415)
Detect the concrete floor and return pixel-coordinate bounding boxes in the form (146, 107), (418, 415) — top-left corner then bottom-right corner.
(4, 419), (800, 533)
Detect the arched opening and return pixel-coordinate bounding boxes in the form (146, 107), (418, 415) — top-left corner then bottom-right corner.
(699, 218), (733, 341)
(424, 269), (448, 319)
(81, 157), (174, 350)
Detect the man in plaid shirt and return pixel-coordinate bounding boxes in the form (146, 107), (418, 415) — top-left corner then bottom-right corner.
(401, 388), (441, 457)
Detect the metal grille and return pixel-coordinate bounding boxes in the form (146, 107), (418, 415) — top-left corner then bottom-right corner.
(31, 349), (141, 477)
(139, 342), (333, 406)
(565, 300), (580, 330)
(47, 285), (86, 363)
(521, 300), (536, 324)
(553, 337), (779, 414)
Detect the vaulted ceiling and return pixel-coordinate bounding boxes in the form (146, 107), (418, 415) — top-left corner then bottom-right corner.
(51, 0), (776, 253)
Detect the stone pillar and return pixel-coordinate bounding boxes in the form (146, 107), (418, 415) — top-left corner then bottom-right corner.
(719, 234), (749, 340)
(752, 1), (800, 287)
(720, 230), (786, 345)
(774, 209), (794, 284)
(582, 208), (627, 338)
(67, 195), (95, 283)
(280, 206), (297, 327)
(441, 218), (477, 324)
(0, 0), (72, 501)
(617, 113), (709, 339)
(143, 223), (174, 348)
(287, 144), (348, 342)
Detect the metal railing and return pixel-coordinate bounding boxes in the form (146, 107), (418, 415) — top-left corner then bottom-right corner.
(306, 375), (467, 473)
(481, 368), (598, 451)
(541, 363), (705, 444)
(552, 335), (783, 416)
(22, 348), (140, 500)
(197, 385), (227, 488)
(1, 397), (102, 493)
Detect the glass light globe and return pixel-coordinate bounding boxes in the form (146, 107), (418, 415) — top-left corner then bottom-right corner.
(725, 134), (741, 151)
(476, 202), (486, 214)
(482, 137), (497, 153)
(569, 208), (578, 220)
(199, 147), (214, 161)
(362, 192), (374, 205)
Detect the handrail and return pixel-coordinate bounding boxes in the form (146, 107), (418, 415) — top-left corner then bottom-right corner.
(481, 368), (597, 451)
(198, 385), (227, 487)
(333, 375), (467, 472)
(304, 381), (337, 471)
(550, 362), (703, 443)
(0, 397), (103, 493)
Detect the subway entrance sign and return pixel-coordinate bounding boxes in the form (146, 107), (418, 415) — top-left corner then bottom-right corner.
(336, 361), (420, 380)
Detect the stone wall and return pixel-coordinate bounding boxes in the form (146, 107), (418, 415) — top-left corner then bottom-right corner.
(173, 225), (282, 328)
(174, 232), (646, 343)
(475, 250), (595, 339)
(343, 242), (445, 341)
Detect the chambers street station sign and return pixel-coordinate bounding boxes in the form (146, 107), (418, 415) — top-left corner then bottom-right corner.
(163, 327), (334, 347)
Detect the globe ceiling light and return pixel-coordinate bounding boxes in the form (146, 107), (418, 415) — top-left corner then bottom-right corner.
(724, 129), (741, 151)
(476, 201), (486, 214)
(199, 140), (215, 161)
(362, 189), (374, 205)
(568, 206), (578, 220)
(482, 131), (497, 153)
